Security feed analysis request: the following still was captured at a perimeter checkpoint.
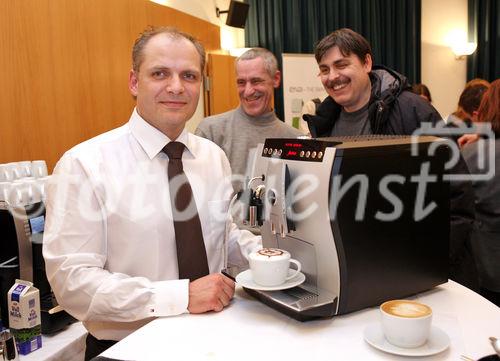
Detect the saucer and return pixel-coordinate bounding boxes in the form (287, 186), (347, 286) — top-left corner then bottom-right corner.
(235, 269), (306, 291)
(363, 323), (450, 357)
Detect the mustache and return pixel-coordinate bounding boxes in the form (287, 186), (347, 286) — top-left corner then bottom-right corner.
(244, 91), (264, 101)
(325, 76), (350, 89)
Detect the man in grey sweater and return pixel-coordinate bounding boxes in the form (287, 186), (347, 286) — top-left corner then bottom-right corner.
(195, 48), (303, 192)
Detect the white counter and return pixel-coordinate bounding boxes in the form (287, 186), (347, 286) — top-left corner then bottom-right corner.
(21, 322), (87, 361)
(101, 280), (500, 361)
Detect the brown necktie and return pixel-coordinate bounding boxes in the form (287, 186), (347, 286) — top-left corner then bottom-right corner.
(163, 141), (209, 281)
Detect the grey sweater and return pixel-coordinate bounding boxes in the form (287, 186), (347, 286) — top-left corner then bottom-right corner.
(195, 107), (303, 190)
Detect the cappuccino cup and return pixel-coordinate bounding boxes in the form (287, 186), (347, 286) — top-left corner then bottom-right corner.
(248, 248), (301, 286)
(380, 300), (432, 348)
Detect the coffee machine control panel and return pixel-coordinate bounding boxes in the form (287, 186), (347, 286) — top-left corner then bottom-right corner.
(262, 138), (341, 162)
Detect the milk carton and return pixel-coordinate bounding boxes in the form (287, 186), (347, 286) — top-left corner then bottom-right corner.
(8, 279), (42, 355)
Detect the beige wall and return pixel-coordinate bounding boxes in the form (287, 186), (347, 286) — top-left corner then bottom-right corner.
(421, 0), (468, 118)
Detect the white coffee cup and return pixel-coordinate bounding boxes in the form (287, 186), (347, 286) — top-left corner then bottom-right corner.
(31, 160), (48, 178)
(0, 182), (11, 202)
(380, 299), (432, 348)
(248, 248), (301, 286)
(17, 161), (33, 178)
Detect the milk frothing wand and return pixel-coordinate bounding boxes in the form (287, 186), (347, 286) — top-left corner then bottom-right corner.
(223, 192), (240, 272)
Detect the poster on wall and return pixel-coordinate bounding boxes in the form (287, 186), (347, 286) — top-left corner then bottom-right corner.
(282, 53), (328, 134)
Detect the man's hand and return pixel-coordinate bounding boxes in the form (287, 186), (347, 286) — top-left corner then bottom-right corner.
(188, 273), (235, 313)
(458, 133), (480, 148)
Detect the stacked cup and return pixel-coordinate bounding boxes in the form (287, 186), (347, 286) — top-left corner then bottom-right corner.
(0, 160), (49, 207)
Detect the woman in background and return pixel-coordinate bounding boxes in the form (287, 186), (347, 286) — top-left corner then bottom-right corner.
(461, 79), (500, 306)
(411, 83), (432, 102)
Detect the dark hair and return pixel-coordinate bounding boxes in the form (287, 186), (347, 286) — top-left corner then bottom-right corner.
(477, 79), (500, 134)
(412, 83), (432, 102)
(314, 28), (372, 64)
(132, 26), (206, 72)
(458, 83), (489, 115)
(465, 78), (490, 88)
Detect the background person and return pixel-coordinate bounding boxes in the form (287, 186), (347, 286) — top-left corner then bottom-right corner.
(303, 28), (442, 137)
(449, 78), (490, 125)
(304, 28), (478, 291)
(411, 83), (432, 102)
(461, 79), (500, 306)
(195, 48), (303, 192)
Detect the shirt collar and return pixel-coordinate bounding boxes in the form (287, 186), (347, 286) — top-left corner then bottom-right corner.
(129, 108), (197, 160)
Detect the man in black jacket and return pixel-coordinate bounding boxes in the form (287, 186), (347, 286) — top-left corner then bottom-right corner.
(304, 28), (478, 291)
(304, 28), (440, 137)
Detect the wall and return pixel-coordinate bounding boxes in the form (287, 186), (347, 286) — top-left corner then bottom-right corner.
(0, 0), (220, 171)
(421, 0), (469, 118)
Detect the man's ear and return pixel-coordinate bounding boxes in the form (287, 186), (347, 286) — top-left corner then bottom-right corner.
(273, 70), (281, 88)
(129, 70), (139, 97)
(364, 54), (373, 73)
(471, 110), (479, 122)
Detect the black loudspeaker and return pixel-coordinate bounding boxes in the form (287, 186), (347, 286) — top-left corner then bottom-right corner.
(220, 1), (249, 29)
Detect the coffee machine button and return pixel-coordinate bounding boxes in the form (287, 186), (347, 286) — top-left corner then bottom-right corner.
(300, 151), (305, 158)
(311, 151), (317, 158)
(318, 151), (323, 159)
(306, 151), (311, 158)
(277, 149), (282, 156)
(263, 148), (268, 155)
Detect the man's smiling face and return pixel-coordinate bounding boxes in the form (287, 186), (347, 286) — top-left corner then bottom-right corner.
(318, 46), (372, 112)
(236, 57), (280, 117)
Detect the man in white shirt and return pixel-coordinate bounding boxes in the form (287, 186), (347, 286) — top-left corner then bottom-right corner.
(43, 27), (260, 360)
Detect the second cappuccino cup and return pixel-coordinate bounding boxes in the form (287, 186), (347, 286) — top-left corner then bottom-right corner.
(380, 299), (432, 348)
(248, 248), (301, 287)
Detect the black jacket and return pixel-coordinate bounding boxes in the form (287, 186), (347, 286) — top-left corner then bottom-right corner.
(303, 65), (442, 137)
(303, 65), (478, 291)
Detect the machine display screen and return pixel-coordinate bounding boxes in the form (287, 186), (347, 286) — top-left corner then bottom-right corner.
(29, 215), (45, 234)
(262, 138), (340, 162)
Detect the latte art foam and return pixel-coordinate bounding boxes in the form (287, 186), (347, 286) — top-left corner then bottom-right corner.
(257, 248), (284, 257)
(382, 300), (431, 318)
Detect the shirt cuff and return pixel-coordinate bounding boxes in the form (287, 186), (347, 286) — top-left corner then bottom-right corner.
(149, 279), (189, 316)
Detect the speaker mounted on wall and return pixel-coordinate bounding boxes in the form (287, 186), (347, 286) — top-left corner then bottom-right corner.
(216, 1), (249, 29)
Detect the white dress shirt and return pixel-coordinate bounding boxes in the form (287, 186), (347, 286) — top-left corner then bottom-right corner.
(43, 109), (261, 341)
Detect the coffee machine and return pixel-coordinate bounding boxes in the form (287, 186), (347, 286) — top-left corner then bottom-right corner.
(232, 136), (450, 321)
(0, 179), (76, 333)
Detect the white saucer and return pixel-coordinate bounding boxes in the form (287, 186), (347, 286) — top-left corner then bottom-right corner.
(235, 269), (306, 291)
(363, 323), (450, 357)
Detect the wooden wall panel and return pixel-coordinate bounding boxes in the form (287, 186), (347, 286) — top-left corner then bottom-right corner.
(0, 0), (220, 172)
(206, 53), (239, 115)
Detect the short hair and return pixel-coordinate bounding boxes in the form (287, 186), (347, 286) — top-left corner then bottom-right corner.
(458, 83), (489, 115)
(132, 26), (206, 72)
(412, 83), (432, 102)
(314, 28), (372, 64)
(477, 79), (500, 134)
(465, 78), (490, 88)
(236, 48), (278, 77)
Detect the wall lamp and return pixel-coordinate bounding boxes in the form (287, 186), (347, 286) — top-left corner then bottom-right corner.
(451, 42), (477, 60)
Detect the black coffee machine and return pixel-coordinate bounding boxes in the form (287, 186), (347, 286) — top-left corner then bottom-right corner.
(232, 136), (450, 321)
(0, 199), (76, 333)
